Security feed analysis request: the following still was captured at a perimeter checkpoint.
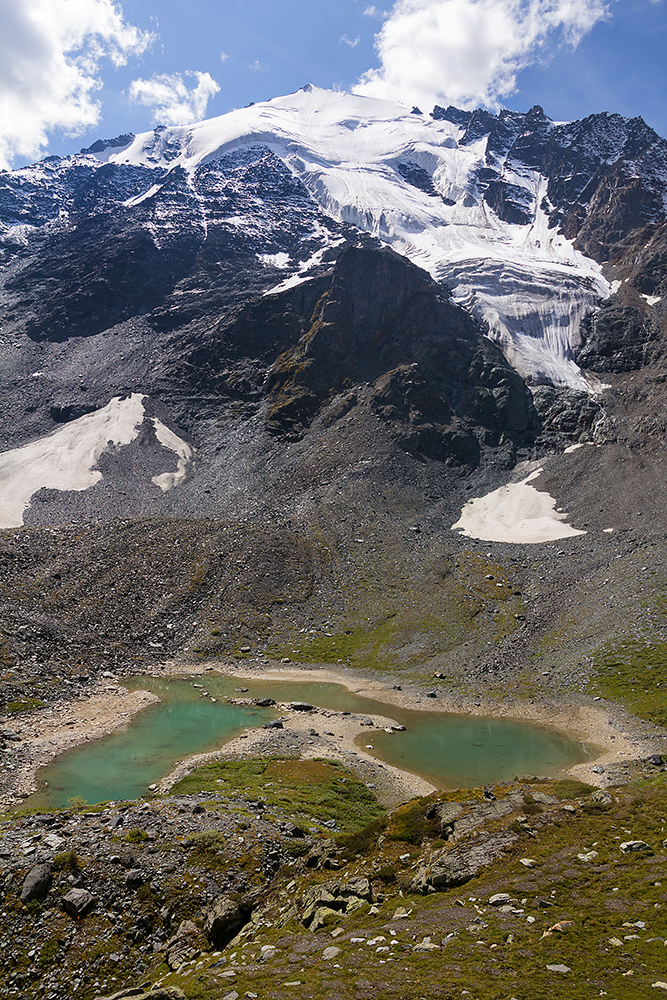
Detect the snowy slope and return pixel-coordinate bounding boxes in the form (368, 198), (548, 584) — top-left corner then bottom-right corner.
(100, 87), (612, 389)
(0, 395), (194, 528)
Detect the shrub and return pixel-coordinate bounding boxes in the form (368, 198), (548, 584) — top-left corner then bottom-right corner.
(377, 864), (397, 885)
(337, 816), (388, 858)
(53, 849), (82, 873)
(124, 828), (149, 844)
(386, 799), (439, 846)
(187, 830), (226, 854)
(66, 795), (87, 810)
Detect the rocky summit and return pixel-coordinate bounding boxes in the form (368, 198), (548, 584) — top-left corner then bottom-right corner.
(1, 86), (667, 999)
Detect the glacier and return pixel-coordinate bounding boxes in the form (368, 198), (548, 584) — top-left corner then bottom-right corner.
(97, 86), (611, 389)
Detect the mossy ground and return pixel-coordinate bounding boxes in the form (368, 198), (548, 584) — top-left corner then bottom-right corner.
(591, 639), (667, 726)
(170, 757), (386, 835)
(145, 773), (667, 1000)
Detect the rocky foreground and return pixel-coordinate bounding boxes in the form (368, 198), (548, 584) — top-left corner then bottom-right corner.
(2, 751), (667, 1000)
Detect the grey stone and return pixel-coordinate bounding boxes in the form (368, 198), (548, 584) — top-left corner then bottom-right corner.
(431, 800), (463, 834)
(165, 919), (205, 970)
(620, 840), (653, 854)
(290, 702), (314, 712)
(93, 988), (186, 1000)
(546, 964), (571, 973)
(62, 887), (96, 918)
(322, 946), (341, 960)
(301, 877), (372, 928)
(126, 868), (145, 889)
(411, 831), (519, 893)
(263, 719), (284, 729)
(20, 863), (52, 903)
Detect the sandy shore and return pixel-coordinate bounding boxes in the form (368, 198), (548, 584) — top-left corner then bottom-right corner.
(2, 657), (666, 810)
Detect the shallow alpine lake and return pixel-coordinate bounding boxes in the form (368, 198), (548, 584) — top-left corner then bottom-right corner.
(24, 674), (594, 808)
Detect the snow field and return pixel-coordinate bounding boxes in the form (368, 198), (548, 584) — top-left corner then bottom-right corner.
(0, 395), (194, 528)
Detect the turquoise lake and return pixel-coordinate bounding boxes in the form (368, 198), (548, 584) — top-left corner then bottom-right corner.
(23, 675), (593, 808)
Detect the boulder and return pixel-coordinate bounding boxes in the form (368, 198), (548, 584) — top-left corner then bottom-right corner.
(411, 831), (519, 893)
(125, 868), (145, 889)
(165, 919), (206, 970)
(20, 863), (52, 903)
(62, 888), (96, 918)
(301, 877), (373, 928)
(620, 840), (653, 854)
(204, 895), (253, 948)
(93, 988), (186, 1000)
(290, 702), (314, 712)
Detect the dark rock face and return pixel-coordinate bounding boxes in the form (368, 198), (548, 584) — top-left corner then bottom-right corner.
(204, 895), (253, 948)
(433, 102), (667, 305)
(578, 303), (657, 372)
(264, 244), (529, 458)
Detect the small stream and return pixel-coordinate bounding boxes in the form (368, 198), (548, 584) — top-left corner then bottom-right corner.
(23, 675), (594, 808)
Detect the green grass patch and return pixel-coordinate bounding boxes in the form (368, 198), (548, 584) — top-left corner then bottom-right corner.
(385, 796), (440, 846)
(591, 638), (667, 725)
(169, 757), (385, 834)
(4, 698), (45, 714)
(543, 778), (596, 800)
(124, 828), (149, 844)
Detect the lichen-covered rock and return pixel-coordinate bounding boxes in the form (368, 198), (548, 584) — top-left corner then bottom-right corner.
(300, 877), (373, 928)
(93, 987), (186, 1000)
(165, 919), (206, 970)
(410, 832), (519, 893)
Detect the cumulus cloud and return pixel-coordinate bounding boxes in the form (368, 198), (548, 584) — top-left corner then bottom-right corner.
(129, 71), (220, 126)
(355, 0), (609, 110)
(0, 0), (152, 169)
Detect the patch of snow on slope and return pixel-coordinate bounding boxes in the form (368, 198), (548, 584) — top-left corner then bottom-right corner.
(452, 466), (586, 543)
(0, 395), (193, 527)
(151, 418), (195, 492)
(258, 252), (290, 269)
(101, 87), (610, 387)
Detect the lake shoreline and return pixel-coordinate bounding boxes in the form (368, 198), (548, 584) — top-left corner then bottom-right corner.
(2, 657), (666, 810)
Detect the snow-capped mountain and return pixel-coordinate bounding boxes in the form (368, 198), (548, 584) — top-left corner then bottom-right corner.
(0, 86), (665, 528)
(3, 86), (666, 389)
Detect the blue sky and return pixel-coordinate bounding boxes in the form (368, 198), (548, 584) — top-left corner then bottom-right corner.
(1, 0), (666, 170)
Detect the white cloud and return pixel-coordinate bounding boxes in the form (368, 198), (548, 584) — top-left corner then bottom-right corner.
(249, 60), (268, 72)
(364, 5), (387, 14)
(0, 0), (152, 169)
(129, 71), (220, 126)
(220, 51), (230, 63)
(355, 0), (609, 111)
(341, 34), (362, 47)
